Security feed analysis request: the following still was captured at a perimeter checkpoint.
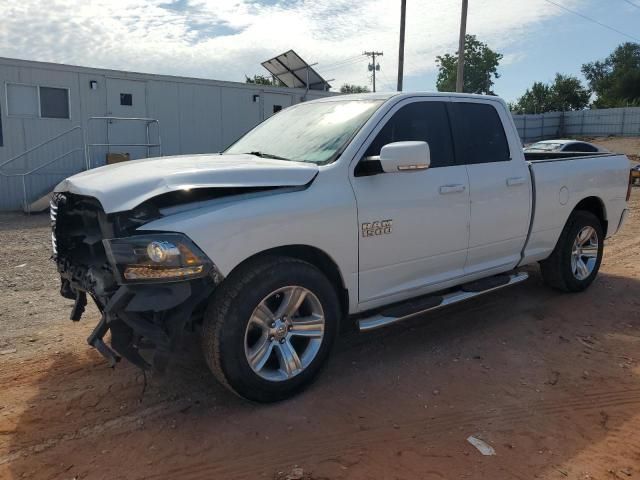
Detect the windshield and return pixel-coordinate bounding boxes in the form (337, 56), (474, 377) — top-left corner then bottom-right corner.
(527, 142), (563, 151)
(225, 99), (383, 164)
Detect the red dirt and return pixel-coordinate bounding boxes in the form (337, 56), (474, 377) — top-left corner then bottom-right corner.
(1, 192), (639, 480)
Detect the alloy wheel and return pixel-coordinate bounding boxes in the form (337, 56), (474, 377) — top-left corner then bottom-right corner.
(571, 226), (599, 281)
(244, 286), (325, 382)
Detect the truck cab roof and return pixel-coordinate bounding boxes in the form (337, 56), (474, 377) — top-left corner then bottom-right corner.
(308, 91), (506, 103)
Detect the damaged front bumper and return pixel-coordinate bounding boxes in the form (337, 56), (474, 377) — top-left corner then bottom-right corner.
(79, 280), (214, 371)
(52, 192), (222, 371)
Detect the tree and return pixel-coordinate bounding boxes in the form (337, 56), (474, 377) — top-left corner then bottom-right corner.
(435, 35), (503, 95)
(511, 82), (554, 114)
(245, 75), (284, 87)
(511, 74), (590, 114)
(550, 74), (591, 111)
(340, 84), (370, 94)
(582, 42), (640, 107)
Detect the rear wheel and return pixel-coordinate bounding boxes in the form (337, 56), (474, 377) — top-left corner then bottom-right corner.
(202, 256), (340, 402)
(540, 210), (604, 292)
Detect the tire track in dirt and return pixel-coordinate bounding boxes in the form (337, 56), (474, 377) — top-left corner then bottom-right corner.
(4, 349), (639, 474)
(0, 360), (106, 388)
(144, 387), (640, 480)
(0, 398), (194, 466)
(602, 238), (640, 264)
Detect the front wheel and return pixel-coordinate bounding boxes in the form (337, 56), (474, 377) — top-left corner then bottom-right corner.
(540, 210), (604, 292)
(202, 256), (340, 402)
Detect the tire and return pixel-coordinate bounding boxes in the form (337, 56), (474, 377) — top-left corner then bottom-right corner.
(539, 210), (604, 292)
(202, 256), (340, 402)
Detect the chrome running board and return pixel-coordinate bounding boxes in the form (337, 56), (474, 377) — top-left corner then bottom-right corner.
(358, 272), (529, 332)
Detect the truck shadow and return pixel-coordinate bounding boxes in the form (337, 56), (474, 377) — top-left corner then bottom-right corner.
(4, 268), (640, 479)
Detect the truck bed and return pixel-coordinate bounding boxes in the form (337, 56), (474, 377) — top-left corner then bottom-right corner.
(524, 151), (615, 162)
(521, 152), (630, 265)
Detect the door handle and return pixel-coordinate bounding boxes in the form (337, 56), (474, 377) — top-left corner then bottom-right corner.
(506, 177), (526, 187)
(439, 184), (466, 194)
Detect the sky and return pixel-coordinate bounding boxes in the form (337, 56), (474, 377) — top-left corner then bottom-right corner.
(1, 0), (638, 102)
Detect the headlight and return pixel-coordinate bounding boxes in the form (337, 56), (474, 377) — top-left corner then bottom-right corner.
(103, 233), (213, 283)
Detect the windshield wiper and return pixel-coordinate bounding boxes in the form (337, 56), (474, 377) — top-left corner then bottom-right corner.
(245, 151), (290, 161)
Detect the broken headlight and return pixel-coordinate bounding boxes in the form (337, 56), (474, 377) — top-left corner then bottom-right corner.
(103, 233), (212, 283)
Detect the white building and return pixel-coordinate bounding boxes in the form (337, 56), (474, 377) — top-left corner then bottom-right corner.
(0, 57), (331, 211)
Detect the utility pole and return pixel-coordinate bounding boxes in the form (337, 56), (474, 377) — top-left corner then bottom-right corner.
(397, 0), (407, 91)
(364, 51), (383, 92)
(455, 0), (469, 93)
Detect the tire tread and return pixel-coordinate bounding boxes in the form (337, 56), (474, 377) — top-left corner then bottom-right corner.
(202, 256), (330, 400)
(539, 210), (603, 293)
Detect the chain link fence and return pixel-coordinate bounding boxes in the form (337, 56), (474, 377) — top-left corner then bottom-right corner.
(512, 107), (640, 144)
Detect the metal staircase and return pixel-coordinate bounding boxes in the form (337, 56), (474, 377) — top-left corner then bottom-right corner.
(0, 117), (162, 213)
(0, 126), (86, 213)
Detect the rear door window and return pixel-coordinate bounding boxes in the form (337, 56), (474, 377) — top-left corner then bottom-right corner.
(448, 102), (511, 164)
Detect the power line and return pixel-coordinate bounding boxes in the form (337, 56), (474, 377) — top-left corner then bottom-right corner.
(316, 56), (366, 74)
(317, 57), (365, 74)
(620, 0), (640, 10)
(542, 0), (640, 42)
(316, 61), (366, 80)
(319, 55), (364, 71)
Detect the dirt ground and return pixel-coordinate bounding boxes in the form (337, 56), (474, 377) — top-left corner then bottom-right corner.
(585, 136), (640, 163)
(1, 188), (640, 479)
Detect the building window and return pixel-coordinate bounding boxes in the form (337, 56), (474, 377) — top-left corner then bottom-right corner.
(0, 103), (3, 147)
(39, 87), (70, 119)
(273, 105), (282, 113)
(7, 84), (38, 116)
(120, 93), (133, 106)
(6, 83), (70, 119)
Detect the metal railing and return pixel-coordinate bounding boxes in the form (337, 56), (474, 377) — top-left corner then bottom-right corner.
(86, 117), (162, 168)
(0, 147), (85, 213)
(1, 117), (162, 212)
(0, 125), (85, 170)
(0, 125), (87, 212)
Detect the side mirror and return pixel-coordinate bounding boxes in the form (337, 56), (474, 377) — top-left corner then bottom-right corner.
(379, 141), (431, 173)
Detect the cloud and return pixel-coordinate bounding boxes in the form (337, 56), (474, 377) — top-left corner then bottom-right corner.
(0, 0), (584, 91)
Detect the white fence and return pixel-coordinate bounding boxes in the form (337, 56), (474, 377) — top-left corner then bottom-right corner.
(512, 107), (640, 143)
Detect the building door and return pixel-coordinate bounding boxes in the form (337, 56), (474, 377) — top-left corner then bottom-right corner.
(263, 93), (293, 120)
(105, 78), (148, 160)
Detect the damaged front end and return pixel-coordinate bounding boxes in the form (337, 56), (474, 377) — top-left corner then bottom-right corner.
(51, 192), (222, 371)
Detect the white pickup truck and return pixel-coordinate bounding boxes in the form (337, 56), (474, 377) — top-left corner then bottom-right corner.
(52, 92), (632, 402)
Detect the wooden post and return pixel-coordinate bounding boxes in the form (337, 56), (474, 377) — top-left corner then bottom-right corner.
(397, 0), (406, 92)
(455, 0), (469, 93)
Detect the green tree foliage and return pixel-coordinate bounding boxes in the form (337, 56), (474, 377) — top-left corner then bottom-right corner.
(511, 74), (590, 114)
(245, 75), (284, 86)
(551, 74), (591, 110)
(435, 35), (503, 95)
(582, 42), (640, 107)
(512, 82), (553, 114)
(340, 84), (371, 94)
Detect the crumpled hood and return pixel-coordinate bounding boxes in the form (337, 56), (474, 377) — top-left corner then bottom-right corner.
(54, 153), (319, 213)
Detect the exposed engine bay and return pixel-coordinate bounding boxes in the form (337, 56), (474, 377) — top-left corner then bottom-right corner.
(51, 191), (225, 371)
